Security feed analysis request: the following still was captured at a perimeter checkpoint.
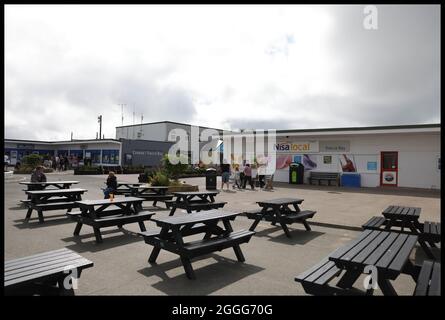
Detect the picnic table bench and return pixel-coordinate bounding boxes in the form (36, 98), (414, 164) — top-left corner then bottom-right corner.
(362, 205), (440, 259)
(67, 197), (154, 244)
(20, 181), (80, 200)
(246, 198), (316, 238)
(167, 191), (226, 216)
(296, 229), (420, 296)
(308, 172), (340, 186)
(4, 248), (93, 296)
(127, 185), (173, 207)
(414, 260), (441, 296)
(139, 209), (255, 279)
(23, 188), (87, 223)
(110, 182), (147, 195)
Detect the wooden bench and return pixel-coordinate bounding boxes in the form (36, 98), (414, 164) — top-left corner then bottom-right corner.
(362, 216), (387, 230)
(4, 248), (93, 296)
(308, 172), (340, 186)
(295, 258), (362, 295)
(414, 260), (441, 296)
(67, 211), (155, 243)
(246, 209), (316, 230)
(129, 194), (174, 207)
(181, 230), (255, 258)
(25, 202), (77, 223)
(421, 221), (441, 243)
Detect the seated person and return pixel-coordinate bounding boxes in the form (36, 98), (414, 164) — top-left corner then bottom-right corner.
(30, 166), (47, 190)
(103, 171), (117, 199)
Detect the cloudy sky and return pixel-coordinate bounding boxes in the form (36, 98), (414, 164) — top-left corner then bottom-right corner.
(5, 5), (440, 141)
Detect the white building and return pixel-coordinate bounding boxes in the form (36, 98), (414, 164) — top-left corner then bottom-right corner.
(269, 124), (440, 189)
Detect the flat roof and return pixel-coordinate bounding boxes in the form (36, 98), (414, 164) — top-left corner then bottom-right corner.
(5, 138), (121, 145)
(275, 123), (440, 134)
(115, 120), (224, 132)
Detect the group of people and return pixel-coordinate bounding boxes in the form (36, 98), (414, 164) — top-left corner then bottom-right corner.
(220, 162), (274, 191)
(41, 155), (75, 171)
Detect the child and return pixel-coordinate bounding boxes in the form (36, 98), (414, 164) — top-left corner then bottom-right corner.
(103, 171), (117, 199)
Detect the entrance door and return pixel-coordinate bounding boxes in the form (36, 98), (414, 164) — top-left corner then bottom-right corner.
(380, 151), (398, 186)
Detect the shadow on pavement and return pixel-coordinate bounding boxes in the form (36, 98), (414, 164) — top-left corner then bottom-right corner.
(138, 254), (264, 295)
(253, 226), (324, 245)
(62, 228), (143, 252)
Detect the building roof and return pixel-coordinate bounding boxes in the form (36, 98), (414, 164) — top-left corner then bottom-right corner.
(115, 120), (224, 132)
(275, 123), (440, 134)
(5, 138), (121, 145)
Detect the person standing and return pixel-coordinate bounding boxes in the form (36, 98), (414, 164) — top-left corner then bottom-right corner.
(232, 165), (242, 189)
(243, 163), (254, 190)
(220, 160), (231, 191)
(103, 171), (118, 199)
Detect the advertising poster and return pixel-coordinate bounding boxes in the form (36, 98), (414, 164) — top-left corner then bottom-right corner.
(339, 154), (357, 172)
(302, 154), (317, 171)
(276, 155), (292, 169)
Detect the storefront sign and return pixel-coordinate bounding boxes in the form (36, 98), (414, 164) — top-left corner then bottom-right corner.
(274, 141), (319, 153)
(367, 161), (377, 171)
(132, 150), (164, 157)
(17, 144), (35, 149)
(319, 141), (350, 152)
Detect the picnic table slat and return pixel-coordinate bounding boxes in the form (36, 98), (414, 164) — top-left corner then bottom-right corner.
(5, 251), (79, 271)
(329, 229), (373, 260)
(5, 254), (86, 278)
(375, 233), (409, 270)
(153, 210), (238, 227)
(363, 232), (399, 266)
(340, 230), (382, 262)
(4, 248), (70, 267)
(414, 260), (433, 295)
(429, 262), (441, 295)
(351, 231), (391, 264)
(387, 235), (418, 273)
(5, 258), (93, 287)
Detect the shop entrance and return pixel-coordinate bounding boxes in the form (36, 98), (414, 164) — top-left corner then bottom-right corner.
(380, 151), (398, 186)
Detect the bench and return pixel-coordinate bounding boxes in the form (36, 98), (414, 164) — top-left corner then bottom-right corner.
(421, 221), (441, 243)
(181, 230), (255, 258)
(295, 258), (365, 296)
(362, 216), (387, 230)
(25, 201), (77, 223)
(169, 201), (227, 213)
(4, 248), (93, 296)
(130, 194), (174, 207)
(244, 208), (274, 219)
(281, 210), (316, 230)
(414, 260), (441, 296)
(308, 172), (340, 186)
(67, 211), (155, 243)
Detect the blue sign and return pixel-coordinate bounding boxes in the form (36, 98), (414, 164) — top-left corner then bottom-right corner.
(367, 161), (377, 171)
(293, 155), (302, 163)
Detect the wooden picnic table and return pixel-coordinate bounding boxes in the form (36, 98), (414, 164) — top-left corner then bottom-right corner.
(20, 181), (80, 190)
(382, 205), (422, 232)
(69, 197), (153, 243)
(140, 209), (255, 279)
(111, 182), (147, 195)
(4, 248), (93, 296)
(328, 229), (419, 296)
(126, 185), (172, 207)
(168, 191), (225, 216)
(24, 188), (87, 223)
(247, 198), (316, 238)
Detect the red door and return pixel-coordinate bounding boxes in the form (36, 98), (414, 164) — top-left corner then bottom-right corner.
(380, 151), (398, 186)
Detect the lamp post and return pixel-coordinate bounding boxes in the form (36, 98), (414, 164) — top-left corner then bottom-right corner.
(98, 115), (102, 140)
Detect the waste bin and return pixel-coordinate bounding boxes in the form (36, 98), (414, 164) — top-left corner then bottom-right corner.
(341, 173), (361, 187)
(205, 168), (217, 190)
(289, 162), (304, 184)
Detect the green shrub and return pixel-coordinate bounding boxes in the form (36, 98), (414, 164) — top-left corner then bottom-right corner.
(22, 154), (43, 168)
(149, 171), (170, 186)
(161, 154), (188, 180)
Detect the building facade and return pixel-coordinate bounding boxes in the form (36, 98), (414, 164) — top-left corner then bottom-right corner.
(4, 139), (121, 167)
(270, 124), (440, 189)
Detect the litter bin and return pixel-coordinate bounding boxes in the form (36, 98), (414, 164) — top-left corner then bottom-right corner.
(205, 168), (217, 190)
(341, 173), (361, 187)
(289, 162), (304, 184)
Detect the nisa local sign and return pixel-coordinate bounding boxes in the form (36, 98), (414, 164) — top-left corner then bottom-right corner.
(274, 141), (319, 153)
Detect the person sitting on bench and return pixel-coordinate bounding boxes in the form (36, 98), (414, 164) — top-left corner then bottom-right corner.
(30, 165), (47, 190)
(103, 171), (117, 199)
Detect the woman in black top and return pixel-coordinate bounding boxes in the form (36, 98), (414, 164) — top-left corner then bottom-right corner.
(103, 171), (117, 199)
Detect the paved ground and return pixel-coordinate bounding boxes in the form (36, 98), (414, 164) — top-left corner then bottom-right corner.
(4, 171), (440, 295)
